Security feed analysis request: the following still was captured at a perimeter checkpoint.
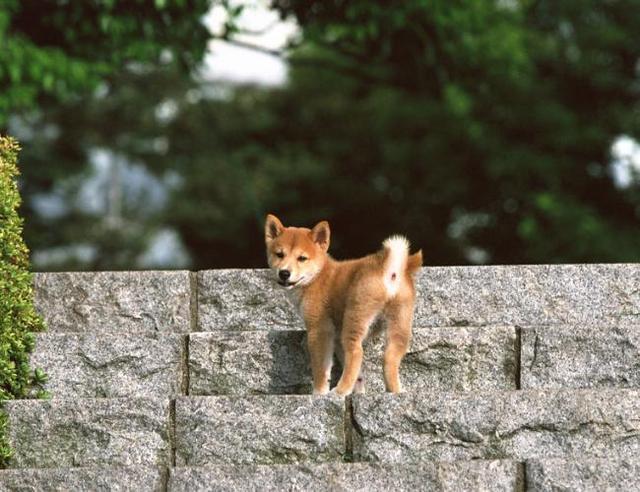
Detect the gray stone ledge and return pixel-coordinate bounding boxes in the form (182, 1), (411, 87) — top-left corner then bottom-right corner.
(188, 326), (516, 396)
(34, 271), (192, 333)
(188, 330), (310, 395)
(5, 398), (171, 468)
(195, 265), (640, 330)
(521, 324), (640, 389)
(31, 332), (185, 398)
(526, 458), (640, 491)
(174, 395), (345, 465)
(168, 460), (521, 491)
(352, 389), (640, 463)
(364, 325), (517, 393)
(415, 264), (640, 327)
(197, 269), (302, 331)
(36, 265), (639, 334)
(0, 466), (165, 492)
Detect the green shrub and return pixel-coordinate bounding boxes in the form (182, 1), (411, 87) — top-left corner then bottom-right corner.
(0, 136), (47, 466)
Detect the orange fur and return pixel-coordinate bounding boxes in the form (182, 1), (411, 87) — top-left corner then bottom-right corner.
(265, 214), (422, 396)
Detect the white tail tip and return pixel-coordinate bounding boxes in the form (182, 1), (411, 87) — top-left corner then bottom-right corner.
(383, 235), (410, 251)
(383, 235), (409, 297)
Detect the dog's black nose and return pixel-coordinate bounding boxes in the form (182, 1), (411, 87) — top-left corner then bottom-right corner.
(279, 270), (291, 281)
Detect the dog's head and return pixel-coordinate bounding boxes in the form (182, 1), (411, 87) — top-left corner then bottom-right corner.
(264, 214), (330, 289)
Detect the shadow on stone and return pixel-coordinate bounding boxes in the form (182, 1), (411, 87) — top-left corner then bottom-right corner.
(265, 331), (312, 394)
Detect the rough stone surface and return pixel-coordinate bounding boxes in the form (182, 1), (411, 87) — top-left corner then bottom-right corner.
(197, 270), (302, 331)
(169, 460), (521, 491)
(31, 333), (185, 398)
(196, 265), (640, 331)
(188, 326), (516, 395)
(521, 325), (640, 389)
(0, 466), (165, 491)
(352, 389), (640, 462)
(5, 398), (170, 468)
(526, 458), (640, 491)
(363, 325), (517, 393)
(415, 264), (640, 327)
(188, 330), (311, 395)
(34, 271), (192, 333)
(175, 395), (345, 465)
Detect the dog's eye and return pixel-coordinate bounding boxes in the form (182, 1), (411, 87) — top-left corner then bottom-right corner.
(298, 256), (308, 262)
(275, 251), (285, 258)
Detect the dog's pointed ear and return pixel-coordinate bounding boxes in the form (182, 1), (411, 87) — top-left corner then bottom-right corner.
(311, 220), (330, 251)
(265, 214), (284, 242)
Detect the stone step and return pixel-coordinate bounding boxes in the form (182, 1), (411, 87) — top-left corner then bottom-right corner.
(351, 388), (640, 463)
(526, 457), (640, 491)
(1, 459), (637, 491)
(196, 265), (640, 330)
(188, 330), (310, 395)
(520, 324), (640, 389)
(5, 391), (639, 471)
(178, 389), (639, 467)
(31, 332), (186, 398)
(413, 264), (640, 327)
(34, 266), (640, 334)
(0, 466), (165, 491)
(188, 326), (517, 396)
(34, 271), (193, 333)
(4, 398), (170, 468)
(197, 269), (300, 331)
(168, 459), (640, 491)
(27, 323), (640, 402)
(168, 460), (521, 491)
(174, 395), (345, 466)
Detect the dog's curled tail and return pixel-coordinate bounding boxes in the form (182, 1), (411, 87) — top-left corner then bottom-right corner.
(382, 235), (423, 297)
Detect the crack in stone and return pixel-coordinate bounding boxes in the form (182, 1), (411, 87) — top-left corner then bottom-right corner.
(110, 310), (160, 332)
(530, 331), (541, 370)
(495, 420), (618, 443)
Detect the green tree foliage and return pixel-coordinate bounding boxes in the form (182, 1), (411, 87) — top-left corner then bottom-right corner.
(12, 1), (640, 268)
(18, 65), (191, 269)
(0, 0), (213, 269)
(0, 0), (211, 126)
(0, 136), (47, 465)
(259, 0), (640, 263)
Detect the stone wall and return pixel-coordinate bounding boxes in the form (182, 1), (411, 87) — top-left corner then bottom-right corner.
(0, 265), (638, 490)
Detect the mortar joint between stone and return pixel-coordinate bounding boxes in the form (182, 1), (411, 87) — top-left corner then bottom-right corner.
(344, 395), (355, 463)
(182, 334), (190, 396)
(160, 466), (170, 492)
(519, 460), (528, 492)
(515, 325), (522, 390)
(169, 399), (177, 468)
(189, 271), (198, 333)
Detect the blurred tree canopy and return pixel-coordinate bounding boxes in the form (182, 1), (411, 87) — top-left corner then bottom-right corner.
(258, 0), (640, 264)
(4, 0), (640, 269)
(0, 0), (209, 268)
(0, 0), (210, 126)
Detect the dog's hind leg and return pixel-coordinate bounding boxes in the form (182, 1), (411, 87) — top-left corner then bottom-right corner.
(383, 295), (414, 393)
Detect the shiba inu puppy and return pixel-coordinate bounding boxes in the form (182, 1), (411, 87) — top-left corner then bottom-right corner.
(264, 214), (422, 396)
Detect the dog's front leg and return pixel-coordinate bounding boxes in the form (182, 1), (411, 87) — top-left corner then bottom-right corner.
(306, 318), (335, 395)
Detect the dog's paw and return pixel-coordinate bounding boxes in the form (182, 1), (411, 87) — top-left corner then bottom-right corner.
(330, 386), (352, 397)
(353, 384), (366, 395)
(386, 383), (405, 394)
